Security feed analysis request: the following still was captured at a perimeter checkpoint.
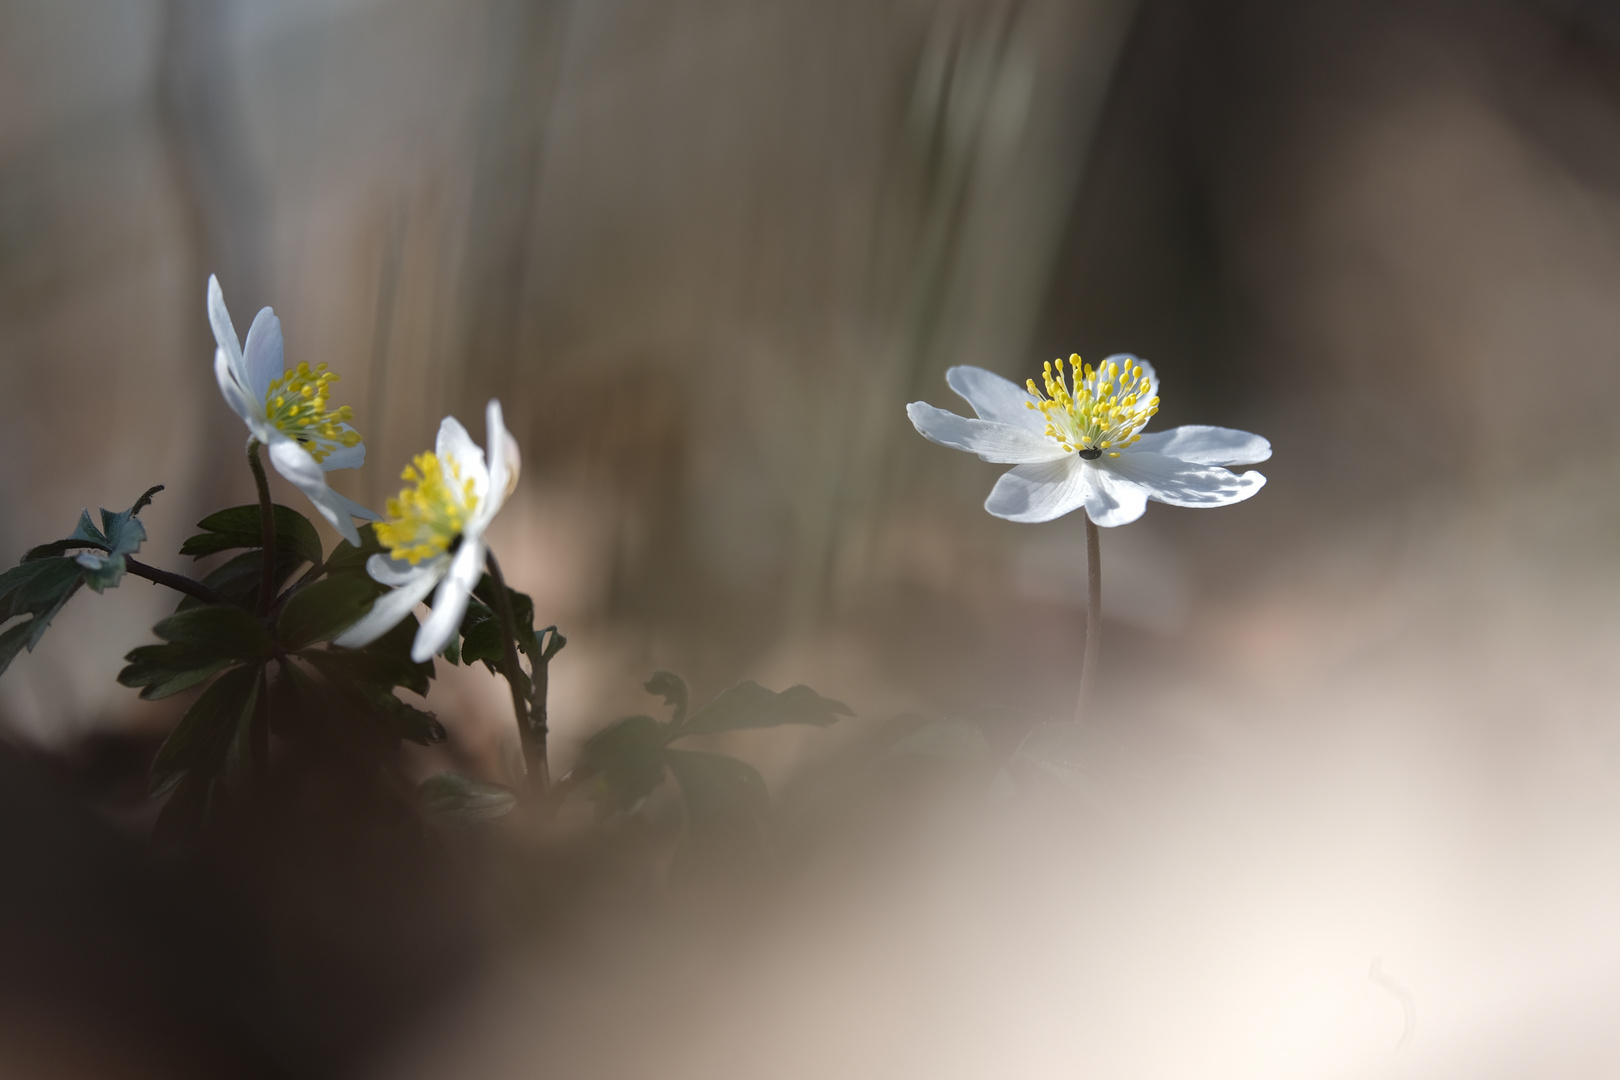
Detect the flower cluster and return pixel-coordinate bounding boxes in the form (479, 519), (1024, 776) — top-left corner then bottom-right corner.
(209, 276), (519, 662)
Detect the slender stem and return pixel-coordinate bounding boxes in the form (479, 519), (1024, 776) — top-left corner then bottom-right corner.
(246, 440), (276, 616)
(1073, 515), (1102, 725)
(125, 558), (233, 607)
(485, 549), (548, 792)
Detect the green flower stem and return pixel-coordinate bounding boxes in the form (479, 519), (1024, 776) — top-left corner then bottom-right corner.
(1073, 514), (1102, 725)
(485, 549), (549, 792)
(125, 558), (233, 607)
(246, 440), (277, 616)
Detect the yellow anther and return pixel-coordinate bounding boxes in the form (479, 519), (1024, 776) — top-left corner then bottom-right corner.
(1021, 355), (1158, 462)
(375, 452), (481, 566)
(263, 358), (362, 462)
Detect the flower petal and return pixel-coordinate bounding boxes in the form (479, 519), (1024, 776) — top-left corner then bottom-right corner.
(1102, 450), (1266, 509)
(214, 347), (258, 429)
(1132, 424), (1271, 466)
(207, 275), (242, 370)
(436, 415), (489, 500)
(241, 306), (283, 404)
(473, 398), (518, 533)
(1083, 465), (1150, 527)
(414, 538), (484, 662)
(945, 366), (1044, 431)
(316, 434), (366, 473)
(267, 437), (365, 544)
(367, 551), (437, 587)
(907, 403), (1069, 464)
(333, 563), (444, 649)
(983, 456), (1091, 522)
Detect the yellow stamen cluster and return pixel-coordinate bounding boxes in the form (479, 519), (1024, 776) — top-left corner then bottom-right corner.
(374, 452), (480, 565)
(264, 362), (361, 463)
(1025, 354), (1159, 459)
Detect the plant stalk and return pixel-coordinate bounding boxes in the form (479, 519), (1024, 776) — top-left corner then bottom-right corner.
(485, 549), (548, 792)
(125, 559), (233, 607)
(1073, 514), (1102, 725)
(246, 440), (276, 616)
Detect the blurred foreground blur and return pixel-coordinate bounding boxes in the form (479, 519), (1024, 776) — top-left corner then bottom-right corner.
(5, 0), (1620, 1076)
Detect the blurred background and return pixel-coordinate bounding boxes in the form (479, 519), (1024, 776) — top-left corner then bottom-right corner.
(5, 0), (1620, 1076)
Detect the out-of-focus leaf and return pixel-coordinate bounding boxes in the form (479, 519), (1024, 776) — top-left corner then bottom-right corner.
(879, 716), (991, 762)
(153, 605), (273, 662)
(458, 615), (504, 669)
(305, 644), (431, 697)
(579, 714), (670, 814)
(418, 773), (517, 824)
(674, 680), (852, 737)
(153, 769), (212, 846)
(664, 749), (773, 874)
(180, 503), (323, 569)
(277, 574), (386, 649)
(644, 670), (689, 726)
(149, 664), (260, 795)
(118, 643), (234, 700)
(298, 651), (445, 745)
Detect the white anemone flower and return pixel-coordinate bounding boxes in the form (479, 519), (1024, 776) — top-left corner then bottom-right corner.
(208, 274), (378, 544)
(907, 355), (1269, 526)
(335, 400), (520, 663)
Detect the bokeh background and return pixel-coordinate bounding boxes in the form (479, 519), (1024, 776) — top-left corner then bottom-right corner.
(5, 0), (1620, 1076)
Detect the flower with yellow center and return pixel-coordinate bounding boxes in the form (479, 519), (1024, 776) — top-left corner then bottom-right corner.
(208, 275), (378, 543)
(906, 355), (1269, 526)
(336, 400), (520, 663)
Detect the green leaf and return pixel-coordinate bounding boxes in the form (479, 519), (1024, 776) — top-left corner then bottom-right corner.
(0, 557), (83, 620)
(152, 605), (273, 662)
(303, 643), (431, 697)
(174, 547), (305, 612)
(644, 670), (689, 726)
(276, 574), (386, 649)
(16, 486), (163, 593)
(320, 522), (383, 577)
(418, 773), (517, 824)
(675, 680), (852, 737)
(580, 715), (671, 814)
(458, 613), (505, 669)
(0, 557), (85, 677)
(118, 643), (234, 701)
(180, 503), (323, 568)
(149, 664), (260, 795)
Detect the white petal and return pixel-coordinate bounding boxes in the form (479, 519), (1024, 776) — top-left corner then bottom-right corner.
(1102, 450), (1266, 509)
(945, 366), (1044, 431)
(333, 564), (444, 649)
(241, 307), (283, 403)
(1083, 465), (1150, 527)
(267, 437), (363, 545)
(323, 486), (382, 523)
(413, 539), (484, 663)
(983, 456), (1091, 522)
(907, 403), (1069, 464)
(435, 415), (489, 499)
(1132, 424), (1271, 466)
(474, 398), (517, 532)
(1104, 353), (1157, 402)
(214, 347), (258, 428)
(367, 552), (440, 587)
(316, 434), (365, 473)
(207, 275), (242, 369)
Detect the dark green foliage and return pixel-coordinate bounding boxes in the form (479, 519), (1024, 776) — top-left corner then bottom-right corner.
(276, 574), (385, 649)
(0, 486), (165, 675)
(174, 547), (305, 612)
(118, 644), (234, 700)
(152, 605), (274, 662)
(149, 664), (262, 796)
(180, 503), (323, 568)
(664, 749), (773, 872)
